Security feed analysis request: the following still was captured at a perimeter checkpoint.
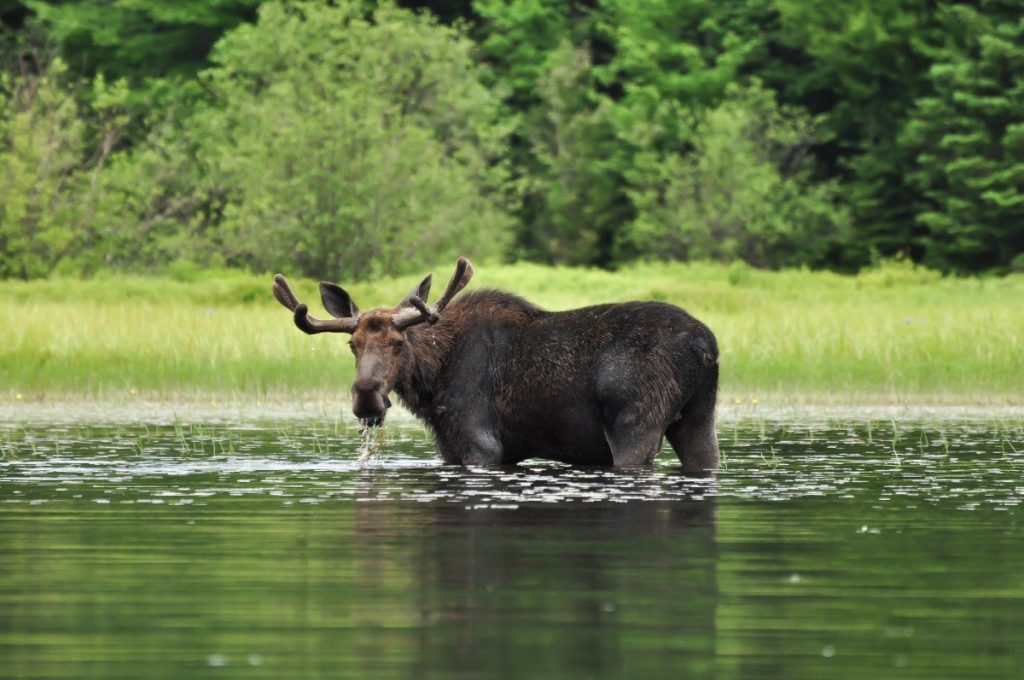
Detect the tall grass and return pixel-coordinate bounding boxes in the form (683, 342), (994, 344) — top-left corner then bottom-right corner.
(1, 260), (1021, 404)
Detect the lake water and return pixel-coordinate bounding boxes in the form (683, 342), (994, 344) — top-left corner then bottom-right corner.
(1, 405), (1022, 678)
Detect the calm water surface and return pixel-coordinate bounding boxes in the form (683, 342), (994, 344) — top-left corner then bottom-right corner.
(1, 406), (1022, 678)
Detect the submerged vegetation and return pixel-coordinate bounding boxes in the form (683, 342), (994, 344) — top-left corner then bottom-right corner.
(1, 260), (1021, 404)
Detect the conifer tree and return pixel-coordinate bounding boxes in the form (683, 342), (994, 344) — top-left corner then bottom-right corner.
(901, 2), (1024, 272)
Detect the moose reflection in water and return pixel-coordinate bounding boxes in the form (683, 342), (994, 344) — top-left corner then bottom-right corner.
(273, 258), (720, 471)
(349, 472), (719, 678)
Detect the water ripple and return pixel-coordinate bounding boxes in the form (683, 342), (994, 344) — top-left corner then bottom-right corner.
(2, 415), (1021, 512)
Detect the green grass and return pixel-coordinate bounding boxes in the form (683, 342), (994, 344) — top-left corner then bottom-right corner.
(1, 259), (1022, 405)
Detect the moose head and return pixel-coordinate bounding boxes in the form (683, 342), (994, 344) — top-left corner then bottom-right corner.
(272, 258), (474, 427)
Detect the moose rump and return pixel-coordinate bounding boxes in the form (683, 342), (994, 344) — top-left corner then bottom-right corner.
(272, 258), (720, 472)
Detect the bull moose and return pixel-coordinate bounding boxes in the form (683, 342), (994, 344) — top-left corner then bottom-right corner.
(272, 258), (720, 472)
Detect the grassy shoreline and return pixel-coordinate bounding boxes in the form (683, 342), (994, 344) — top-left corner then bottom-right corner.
(2, 260), (1022, 406)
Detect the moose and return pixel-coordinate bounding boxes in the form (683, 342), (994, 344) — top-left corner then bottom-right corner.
(272, 258), (720, 472)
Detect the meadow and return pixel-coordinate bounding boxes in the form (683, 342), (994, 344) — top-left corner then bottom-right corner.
(1, 259), (1021, 405)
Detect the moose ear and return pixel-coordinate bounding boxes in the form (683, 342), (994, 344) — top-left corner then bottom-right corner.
(398, 274), (432, 308)
(319, 282), (360, 319)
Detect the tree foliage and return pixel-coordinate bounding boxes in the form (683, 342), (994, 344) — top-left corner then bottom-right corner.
(24, 0), (259, 82)
(901, 2), (1024, 272)
(0, 58), (131, 277)
(195, 1), (513, 279)
(1, 0), (1023, 278)
(621, 84), (849, 267)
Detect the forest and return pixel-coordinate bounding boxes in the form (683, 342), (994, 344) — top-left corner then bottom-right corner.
(1, 0), (1022, 280)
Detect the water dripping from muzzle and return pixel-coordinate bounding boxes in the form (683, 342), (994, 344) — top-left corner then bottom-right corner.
(357, 421), (384, 462)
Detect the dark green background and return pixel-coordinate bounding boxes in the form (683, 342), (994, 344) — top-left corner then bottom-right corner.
(2, 1), (1023, 277)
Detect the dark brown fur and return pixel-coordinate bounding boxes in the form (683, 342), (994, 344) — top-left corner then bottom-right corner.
(276, 263), (720, 471)
(359, 289), (717, 471)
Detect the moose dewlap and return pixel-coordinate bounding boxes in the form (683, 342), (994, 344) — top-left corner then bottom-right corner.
(272, 258), (720, 471)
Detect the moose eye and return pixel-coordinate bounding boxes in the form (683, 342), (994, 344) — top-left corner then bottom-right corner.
(347, 340), (356, 354)
(394, 339), (406, 352)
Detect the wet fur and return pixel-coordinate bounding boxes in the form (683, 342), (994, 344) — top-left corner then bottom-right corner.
(393, 290), (720, 471)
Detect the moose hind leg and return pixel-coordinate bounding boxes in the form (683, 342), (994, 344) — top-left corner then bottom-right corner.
(666, 385), (720, 474)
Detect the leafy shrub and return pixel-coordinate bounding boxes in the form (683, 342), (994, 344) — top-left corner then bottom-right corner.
(0, 59), (130, 278)
(192, 1), (514, 279)
(620, 83), (850, 269)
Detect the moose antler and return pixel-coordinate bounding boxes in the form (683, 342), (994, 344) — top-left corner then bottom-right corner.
(392, 257), (474, 330)
(272, 274), (359, 334)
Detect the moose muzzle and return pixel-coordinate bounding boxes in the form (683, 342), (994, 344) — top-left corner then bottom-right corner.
(351, 379), (391, 426)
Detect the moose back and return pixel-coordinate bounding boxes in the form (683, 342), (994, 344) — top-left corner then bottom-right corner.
(273, 258), (720, 471)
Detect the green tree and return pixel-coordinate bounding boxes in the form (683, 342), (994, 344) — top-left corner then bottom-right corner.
(0, 57), (130, 278)
(18, 0), (261, 128)
(194, 1), (513, 279)
(473, 0), (614, 264)
(517, 41), (622, 265)
(596, 0), (763, 150)
(901, 2), (1024, 272)
(75, 109), (220, 273)
(620, 84), (849, 268)
(475, 0), (772, 267)
(24, 0), (259, 83)
(769, 0), (945, 266)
